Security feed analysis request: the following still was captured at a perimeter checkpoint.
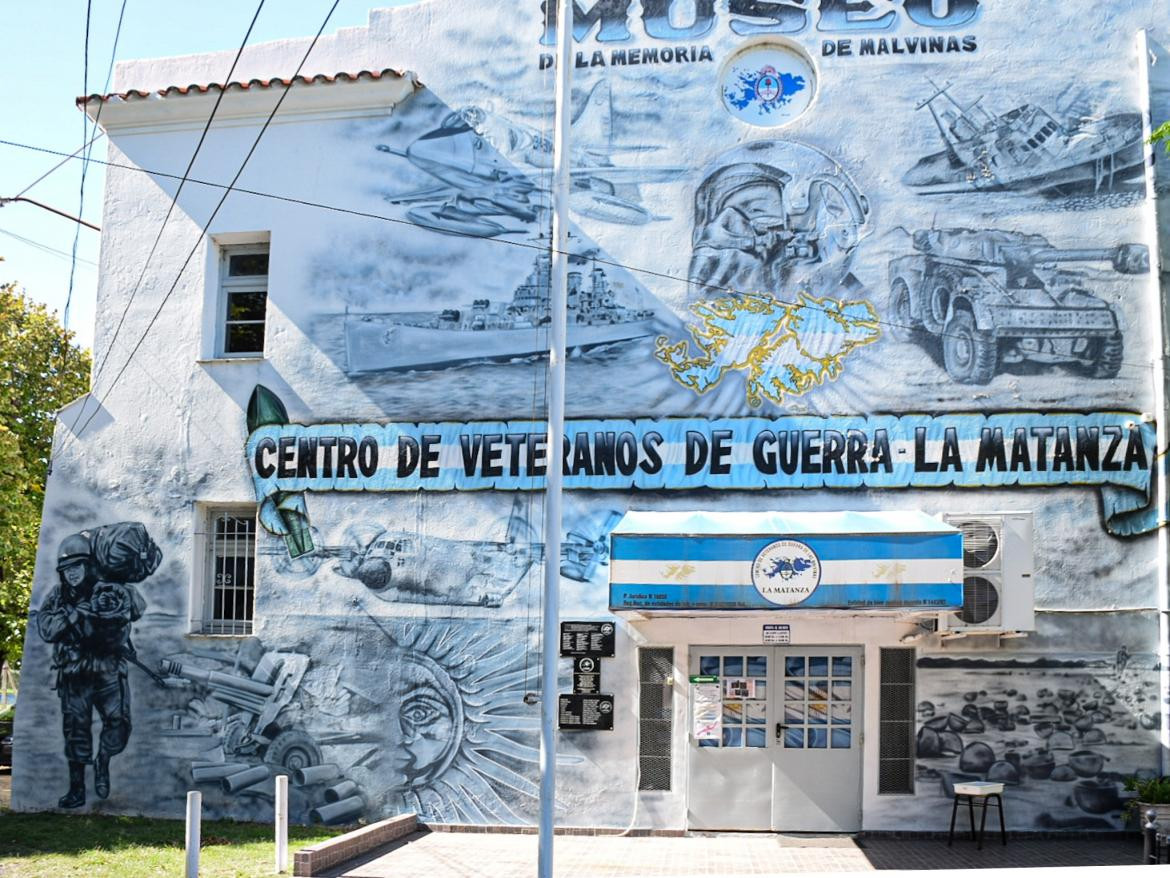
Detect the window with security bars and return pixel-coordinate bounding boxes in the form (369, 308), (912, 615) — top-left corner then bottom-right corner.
(218, 245), (269, 356)
(878, 648), (916, 794)
(638, 647), (673, 791)
(197, 508), (257, 635)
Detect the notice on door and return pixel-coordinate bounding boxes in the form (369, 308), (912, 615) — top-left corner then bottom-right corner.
(691, 675), (721, 741)
(559, 693), (614, 730)
(723, 677), (756, 699)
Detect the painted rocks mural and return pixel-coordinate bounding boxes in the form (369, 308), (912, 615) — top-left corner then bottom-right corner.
(915, 652), (1161, 830)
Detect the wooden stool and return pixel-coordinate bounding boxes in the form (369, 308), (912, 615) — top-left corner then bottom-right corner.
(947, 781), (1006, 850)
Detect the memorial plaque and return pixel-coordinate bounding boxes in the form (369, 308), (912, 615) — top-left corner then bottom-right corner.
(573, 656), (601, 693)
(559, 621), (616, 658)
(558, 693), (614, 730)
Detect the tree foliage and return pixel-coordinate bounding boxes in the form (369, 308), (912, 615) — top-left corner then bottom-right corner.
(0, 283), (91, 669)
(1154, 121), (1170, 154)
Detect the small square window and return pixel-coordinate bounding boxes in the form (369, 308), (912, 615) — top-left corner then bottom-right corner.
(195, 506), (257, 635)
(218, 244), (268, 357)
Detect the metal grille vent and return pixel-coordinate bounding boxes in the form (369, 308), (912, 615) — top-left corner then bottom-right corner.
(960, 521), (1000, 568)
(878, 648), (915, 795)
(638, 647), (673, 791)
(959, 575), (1000, 624)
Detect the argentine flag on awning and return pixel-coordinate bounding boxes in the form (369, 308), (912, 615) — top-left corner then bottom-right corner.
(609, 510), (963, 612)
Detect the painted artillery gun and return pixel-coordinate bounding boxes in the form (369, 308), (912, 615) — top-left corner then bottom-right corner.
(887, 228), (1148, 383)
(158, 646), (321, 773)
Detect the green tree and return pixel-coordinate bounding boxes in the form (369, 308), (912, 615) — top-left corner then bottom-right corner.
(0, 283), (91, 669)
(1154, 121), (1170, 153)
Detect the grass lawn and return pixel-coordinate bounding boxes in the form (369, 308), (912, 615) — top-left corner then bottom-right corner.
(0, 810), (346, 877)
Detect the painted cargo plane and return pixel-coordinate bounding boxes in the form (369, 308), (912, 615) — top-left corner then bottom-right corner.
(265, 498), (620, 607)
(376, 80), (686, 237)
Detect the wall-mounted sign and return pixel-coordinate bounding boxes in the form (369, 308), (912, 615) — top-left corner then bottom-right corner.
(559, 694), (614, 731)
(560, 621), (616, 657)
(763, 624), (791, 644)
(573, 656), (601, 694)
(245, 387), (1161, 552)
(691, 676), (721, 741)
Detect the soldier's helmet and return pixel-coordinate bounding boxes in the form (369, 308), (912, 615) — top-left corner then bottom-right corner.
(56, 532), (92, 570)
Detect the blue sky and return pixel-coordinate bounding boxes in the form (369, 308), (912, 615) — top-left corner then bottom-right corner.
(0, 0), (416, 349)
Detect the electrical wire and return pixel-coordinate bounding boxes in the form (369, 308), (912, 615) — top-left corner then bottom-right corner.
(64, 0), (96, 329)
(88, 0), (266, 393)
(14, 132), (106, 200)
(0, 226), (99, 266)
(60, 0), (341, 451)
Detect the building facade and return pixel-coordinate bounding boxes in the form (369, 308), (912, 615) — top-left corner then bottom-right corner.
(13, 0), (1170, 834)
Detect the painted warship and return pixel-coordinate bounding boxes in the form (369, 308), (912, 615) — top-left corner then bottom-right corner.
(903, 80), (1145, 195)
(344, 251), (657, 373)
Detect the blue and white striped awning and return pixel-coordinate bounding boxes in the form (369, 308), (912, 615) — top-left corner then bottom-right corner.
(609, 510), (963, 612)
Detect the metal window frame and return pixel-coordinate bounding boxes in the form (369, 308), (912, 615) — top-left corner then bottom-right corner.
(217, 243), (269, 358)
(877, 647), (916, 795)
(195, 504), (258, 636)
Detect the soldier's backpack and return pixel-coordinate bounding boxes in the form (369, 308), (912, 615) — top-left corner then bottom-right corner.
(90, 522), (163, 583)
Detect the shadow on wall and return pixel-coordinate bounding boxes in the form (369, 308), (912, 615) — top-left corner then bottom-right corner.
(914, 650), (1161, 831)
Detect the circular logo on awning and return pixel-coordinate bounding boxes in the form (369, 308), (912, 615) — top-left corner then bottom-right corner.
(751, 539), (821, 606)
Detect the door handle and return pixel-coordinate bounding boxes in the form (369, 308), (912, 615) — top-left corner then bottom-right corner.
(775, 723), (788, 737)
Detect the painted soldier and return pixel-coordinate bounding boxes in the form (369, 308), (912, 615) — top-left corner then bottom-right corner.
(37, 532), (146, 808)
(688, 162), (792, 299)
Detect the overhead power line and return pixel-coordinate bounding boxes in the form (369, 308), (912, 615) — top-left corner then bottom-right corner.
(0, 226), (99, 266)
(62, 0), (342, 449)
(66, 0), (97, 329)
(90, 0), (268, 391)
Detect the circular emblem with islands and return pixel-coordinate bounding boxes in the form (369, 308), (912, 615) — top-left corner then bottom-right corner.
(751, 539), (822, 605)
(720, 42), (817, 127)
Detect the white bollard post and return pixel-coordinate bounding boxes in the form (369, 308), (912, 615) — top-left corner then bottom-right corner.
(185, 790), (201, 878)
(275, 774), (289, 873)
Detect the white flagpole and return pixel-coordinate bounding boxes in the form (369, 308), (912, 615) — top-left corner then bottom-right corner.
(539, 0), (573, 876)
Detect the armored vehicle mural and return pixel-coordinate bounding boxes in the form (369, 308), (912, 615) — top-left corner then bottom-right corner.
(887, 228), (1148, 384)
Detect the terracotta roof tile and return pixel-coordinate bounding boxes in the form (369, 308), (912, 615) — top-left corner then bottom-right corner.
(76, 68), (418, 106)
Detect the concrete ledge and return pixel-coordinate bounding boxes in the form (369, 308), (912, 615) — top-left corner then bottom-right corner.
(422, 822), (686, 837)
(293, 813), (417, 877)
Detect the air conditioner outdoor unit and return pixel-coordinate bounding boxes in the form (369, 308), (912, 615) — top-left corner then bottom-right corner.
(940, 512), (1034, 633)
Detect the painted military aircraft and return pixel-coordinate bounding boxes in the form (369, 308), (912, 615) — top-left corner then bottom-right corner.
(266, 498), (620, 607)
(375, 80), (686, 237)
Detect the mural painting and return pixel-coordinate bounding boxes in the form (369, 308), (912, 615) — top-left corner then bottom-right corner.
(35, 523), (162, 808)
(12, 0), (1170, 835)
(375, 80), (684, 239)
(154, 619), (544, 825)
(903, 80), (1146, 201)
(914, 650), (1162, 830)
(886, 227), (1148, 384)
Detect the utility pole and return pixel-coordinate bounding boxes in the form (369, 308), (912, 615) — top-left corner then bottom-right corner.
(539, 1), (573, 876)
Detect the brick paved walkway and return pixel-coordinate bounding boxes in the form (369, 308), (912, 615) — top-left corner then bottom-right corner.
(324, 830), (1146, 877)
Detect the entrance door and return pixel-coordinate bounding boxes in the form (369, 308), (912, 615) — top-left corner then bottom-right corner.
(687, 646), (863, 832)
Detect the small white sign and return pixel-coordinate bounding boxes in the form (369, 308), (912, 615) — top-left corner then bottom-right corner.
(763, 623), (791, 644)
(692, 682), (722, 741)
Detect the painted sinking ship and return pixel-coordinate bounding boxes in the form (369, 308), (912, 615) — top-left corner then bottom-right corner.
(344, 251), (657, 373)
(902, 80), (1145, 195)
